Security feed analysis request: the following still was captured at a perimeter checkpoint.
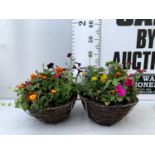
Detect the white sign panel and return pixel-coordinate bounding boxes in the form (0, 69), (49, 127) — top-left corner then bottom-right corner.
(101, 19), (155, 96)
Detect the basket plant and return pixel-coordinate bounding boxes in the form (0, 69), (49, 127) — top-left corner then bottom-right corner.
(14, 53), (78, 123)
(79, 61), (143, 126)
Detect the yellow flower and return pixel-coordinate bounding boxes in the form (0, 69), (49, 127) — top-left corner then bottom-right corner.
(91, 76), (97, 81)
(51, 89), (57, 94)
(100, 74), (107, 83)
(82, 71), (86, 76)
(28, 93), (37, 101)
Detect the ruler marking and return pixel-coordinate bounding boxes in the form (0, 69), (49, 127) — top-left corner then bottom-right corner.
(94, 23), (101, 25)
(72, 19), (102, 67)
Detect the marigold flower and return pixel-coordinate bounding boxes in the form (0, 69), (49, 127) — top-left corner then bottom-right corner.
(39, 74), (47, 79)
(100, 74), (107, 83)
(51, 89), (57, 94)
(91, 76), (97, 81)
(28, 93), (37, 101)
(31, 74), (37, 80)
(115, 72), (122, 78)
(55, 67), (64, 75)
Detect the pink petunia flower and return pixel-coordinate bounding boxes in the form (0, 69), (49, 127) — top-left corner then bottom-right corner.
(125, 78), (134, 87)
(115, 84), (126, 97)
(128, 73), (133, 77)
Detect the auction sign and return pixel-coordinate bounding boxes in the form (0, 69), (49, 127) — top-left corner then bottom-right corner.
(101, 19), (155, 95)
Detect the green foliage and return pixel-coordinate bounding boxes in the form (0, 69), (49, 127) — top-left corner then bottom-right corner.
(1, 102), (5, 106)
(14, 54), (77, 111)
(79, 61), (143, 106)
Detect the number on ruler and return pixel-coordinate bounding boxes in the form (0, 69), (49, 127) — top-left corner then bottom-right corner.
(88, 51), (93, 57)
(79, 20), (86, 26)
(72, 19), (101, 67)
(88, 36), (93, 43)
(89, 20), (94, 28)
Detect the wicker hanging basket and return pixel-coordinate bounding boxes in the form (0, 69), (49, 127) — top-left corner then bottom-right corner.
(27, 95), (77, 123)
(80, 95), (138, 126)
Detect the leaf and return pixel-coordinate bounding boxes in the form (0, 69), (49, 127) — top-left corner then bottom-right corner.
(8, 102), (12, 107)
(104, 80), (112, 89)
(126, 96), (131, 102)
(110, 96), (115, 101)
(22, 103), (29, 111)
(117, 97), (123, 102)
(105, 102), (110, 106)
(1, 102), (5, 106)
(112, 79), (119, 86)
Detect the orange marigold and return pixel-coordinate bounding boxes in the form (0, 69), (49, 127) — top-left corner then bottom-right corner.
(28, 93), (37, 101)
(31, 73), (37, 80)
(115, 72), (122, 78)
(55, 67), (64, 75)
(39, 74), (47, 79)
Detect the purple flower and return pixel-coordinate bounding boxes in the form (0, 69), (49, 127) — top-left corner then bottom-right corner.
(47, 62), (54, 69)
(115, 84), (126, 97)
(67, 52), (72, 57)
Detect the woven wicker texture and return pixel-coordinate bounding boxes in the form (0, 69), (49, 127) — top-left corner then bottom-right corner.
(80, 95), (138, 126)
(28, 96), (77, 123)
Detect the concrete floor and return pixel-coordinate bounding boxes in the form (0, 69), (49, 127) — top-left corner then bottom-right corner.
(0, 99), (155, 135)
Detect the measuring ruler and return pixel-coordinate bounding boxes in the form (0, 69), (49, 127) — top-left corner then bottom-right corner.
(72, 19), (102, 67)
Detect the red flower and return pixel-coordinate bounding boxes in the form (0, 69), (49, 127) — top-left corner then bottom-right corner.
(52, 73), (61, 79)
(52, 67), (64, 79)
(125, 78), (134, 87)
